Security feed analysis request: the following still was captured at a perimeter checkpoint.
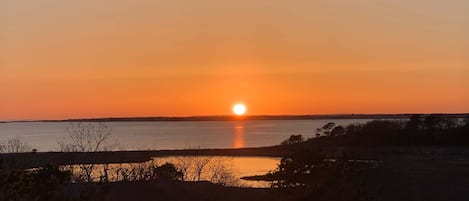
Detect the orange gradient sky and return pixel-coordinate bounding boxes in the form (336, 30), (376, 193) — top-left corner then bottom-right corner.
(1, 0), (468, 120)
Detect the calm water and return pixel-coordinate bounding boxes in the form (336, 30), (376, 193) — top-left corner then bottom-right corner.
(157, 156), (282, 187)
(72, 156), (280, 187)
(0, 119), (370, 151)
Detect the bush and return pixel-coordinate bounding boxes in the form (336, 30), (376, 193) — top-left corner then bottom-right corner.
(154, 163), (183, 181)
(0, 165), (82, 201)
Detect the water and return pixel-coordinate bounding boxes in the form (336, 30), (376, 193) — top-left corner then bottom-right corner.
(155, 156), (281, 187)
(3, 119), (372, 188)
(0, 119), (371, 151)
(69, 156), (281, 187)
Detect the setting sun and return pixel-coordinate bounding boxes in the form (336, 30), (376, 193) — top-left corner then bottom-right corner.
(233, 104), (247, 116)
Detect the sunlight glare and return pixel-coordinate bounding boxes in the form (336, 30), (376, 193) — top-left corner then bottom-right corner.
(233, 104), (247, 115)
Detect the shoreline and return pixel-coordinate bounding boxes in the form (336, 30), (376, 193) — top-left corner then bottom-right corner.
(3, 145), (469, 169)
(3, 113), (468, 123)
(0, 145), (292, 169)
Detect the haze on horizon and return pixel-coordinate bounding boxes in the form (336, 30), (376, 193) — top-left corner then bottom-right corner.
(1, 0), (468, 120)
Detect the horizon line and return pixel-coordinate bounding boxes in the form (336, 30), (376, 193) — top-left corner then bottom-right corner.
(2, 113), (468, 123)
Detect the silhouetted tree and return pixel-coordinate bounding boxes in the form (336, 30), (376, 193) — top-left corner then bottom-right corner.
(154, 163), (183, 181)
(272, 147), (325, 188)
(316, 122), (336, 137)
(170, 157), (238, 185)
(58, 122), (119, 182)
(281, 135), (305, 145)
(206, 158), (238, 186)
(331, 126), (345, 136)
(59, 122), (118, 152)
(192, 157), (211, 181)
(0, 136), (32, 153)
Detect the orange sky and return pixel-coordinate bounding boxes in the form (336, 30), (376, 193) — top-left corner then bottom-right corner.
(1, 0), (468, 120)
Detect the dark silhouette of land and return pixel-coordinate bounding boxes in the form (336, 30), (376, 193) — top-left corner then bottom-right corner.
(0, 146), (291, 170)
(2, 113), (468, 123)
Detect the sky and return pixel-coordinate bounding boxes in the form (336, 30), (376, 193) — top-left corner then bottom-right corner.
(1, 0), (468, 120)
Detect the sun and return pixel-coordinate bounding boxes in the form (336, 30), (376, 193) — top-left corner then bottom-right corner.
(232, 103), (247, 115)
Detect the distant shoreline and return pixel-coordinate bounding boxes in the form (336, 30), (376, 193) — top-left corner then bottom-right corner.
(1, 113), (468, 123)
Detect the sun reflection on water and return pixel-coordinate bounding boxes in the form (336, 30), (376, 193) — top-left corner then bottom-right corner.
(233, 123), (245, 148)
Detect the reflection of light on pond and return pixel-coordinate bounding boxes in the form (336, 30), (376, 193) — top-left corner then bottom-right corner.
(156, 156), (280, 188)
(230, 157), (280, 187)
(233, 123), (245, 148)
(63, 156), (280, 188)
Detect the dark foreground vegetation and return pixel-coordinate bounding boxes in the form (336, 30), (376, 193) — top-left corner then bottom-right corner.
(1, 114), (469, 201)
(0, 165), (78, 201)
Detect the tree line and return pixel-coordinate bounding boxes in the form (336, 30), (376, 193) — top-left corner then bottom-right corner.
(281, 115), (469, 146)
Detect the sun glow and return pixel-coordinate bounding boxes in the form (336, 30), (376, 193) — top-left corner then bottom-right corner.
(232, 104), (247, 116)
